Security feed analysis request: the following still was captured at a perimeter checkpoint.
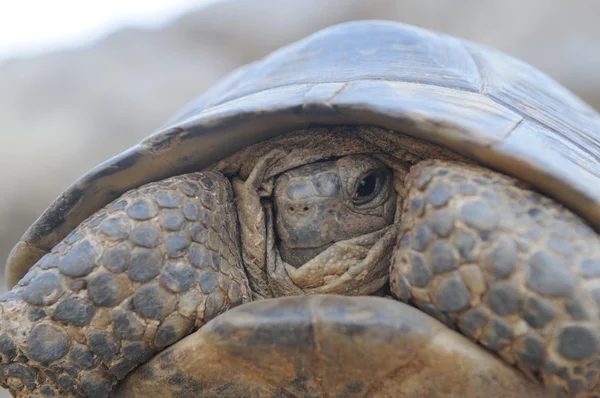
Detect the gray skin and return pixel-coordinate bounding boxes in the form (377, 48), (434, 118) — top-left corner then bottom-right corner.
(3, 20), (600, 398)
(274, 155), (396, 267)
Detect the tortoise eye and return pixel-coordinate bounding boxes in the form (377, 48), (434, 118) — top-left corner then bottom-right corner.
(353, 173), (383, 205)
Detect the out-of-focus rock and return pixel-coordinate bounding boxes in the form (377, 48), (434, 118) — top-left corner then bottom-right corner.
(1, 0), (599, 292)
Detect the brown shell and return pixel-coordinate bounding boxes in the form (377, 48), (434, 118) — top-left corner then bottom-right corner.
(113, 295), (548, 397)
(6, 20), (600, 287)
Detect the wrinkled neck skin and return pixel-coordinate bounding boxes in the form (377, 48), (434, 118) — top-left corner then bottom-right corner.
(214, 126), (468, 299)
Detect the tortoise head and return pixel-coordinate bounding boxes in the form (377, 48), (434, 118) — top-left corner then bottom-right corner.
(223, 128), (433, 298)
(274, 155), (396, 267)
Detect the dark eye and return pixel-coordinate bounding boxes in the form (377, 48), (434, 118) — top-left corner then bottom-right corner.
(354, 173), (382, 204)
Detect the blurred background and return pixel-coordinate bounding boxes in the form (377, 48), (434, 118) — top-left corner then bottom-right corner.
(1, 0), (599, 297)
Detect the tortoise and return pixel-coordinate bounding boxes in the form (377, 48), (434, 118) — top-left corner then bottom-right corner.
(1, 19), (600, 398)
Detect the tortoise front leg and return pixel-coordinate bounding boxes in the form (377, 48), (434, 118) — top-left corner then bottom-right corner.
(390, 160), (600, 396)
(0, 172), (250, 397)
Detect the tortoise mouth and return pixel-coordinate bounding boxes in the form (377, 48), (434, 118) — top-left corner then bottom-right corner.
(278, 242), (334, 268)
(283, 225), (396, 294)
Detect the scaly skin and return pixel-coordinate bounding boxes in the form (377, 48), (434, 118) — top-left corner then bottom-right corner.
(391, 160), (600, 396)
(0, 172), (250, 397)
(1, 155), (599, 397)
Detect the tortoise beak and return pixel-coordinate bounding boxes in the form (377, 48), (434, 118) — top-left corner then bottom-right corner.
(114, 296), (547, 398)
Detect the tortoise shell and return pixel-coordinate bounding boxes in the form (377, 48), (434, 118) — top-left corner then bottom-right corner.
(6, 20), (600, 287)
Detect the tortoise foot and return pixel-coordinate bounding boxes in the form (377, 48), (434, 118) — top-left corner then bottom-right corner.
(391, 160), (600, 396)
(0, 172), (251, 398)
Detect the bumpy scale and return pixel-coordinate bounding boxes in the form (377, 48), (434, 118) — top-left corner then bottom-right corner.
(0, 172), (250, 397)
(391, 160), (600, 396)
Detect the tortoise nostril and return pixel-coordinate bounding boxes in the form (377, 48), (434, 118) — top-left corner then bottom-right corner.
(287, 205), (309, 214)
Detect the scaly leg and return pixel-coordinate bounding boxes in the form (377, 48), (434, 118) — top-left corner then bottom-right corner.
(0, 171), (250, 397)
(391, 160), (600, 397)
